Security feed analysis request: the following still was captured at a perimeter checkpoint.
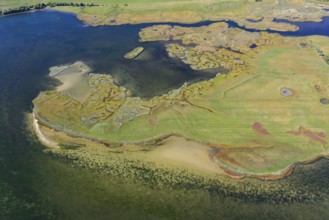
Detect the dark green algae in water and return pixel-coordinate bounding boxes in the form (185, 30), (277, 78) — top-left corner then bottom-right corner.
(2, 11), (329, 220)
(5, 141), (329, 220)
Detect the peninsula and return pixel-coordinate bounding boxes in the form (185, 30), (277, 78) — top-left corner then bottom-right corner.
(32, 20), (329, 179)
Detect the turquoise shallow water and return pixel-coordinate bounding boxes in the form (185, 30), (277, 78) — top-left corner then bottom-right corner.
(1, 11), (329, 219)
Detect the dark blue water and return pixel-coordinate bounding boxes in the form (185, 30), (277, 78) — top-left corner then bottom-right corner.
(2, 11), (329, 220)
(0, 10), (222, 99)
(274, 17), (329, 36)
(227, 17), (329, 36)
(135, 16), (329, 37)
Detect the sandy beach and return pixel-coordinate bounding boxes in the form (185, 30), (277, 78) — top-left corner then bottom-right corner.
(31, 113), (59, 148)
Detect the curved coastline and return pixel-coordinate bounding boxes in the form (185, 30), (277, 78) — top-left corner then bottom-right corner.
(28, 114), (329, 205)
(31, 113), (59, 148)
(31, 110), (329, 181)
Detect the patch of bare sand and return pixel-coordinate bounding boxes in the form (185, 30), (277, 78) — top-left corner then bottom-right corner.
(145, 136), (225, 175)
(31, 113), (59, 148)
(50, 61), (92, 103)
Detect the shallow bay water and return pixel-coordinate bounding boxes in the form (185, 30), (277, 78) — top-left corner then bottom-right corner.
(1, 11), (329, 219)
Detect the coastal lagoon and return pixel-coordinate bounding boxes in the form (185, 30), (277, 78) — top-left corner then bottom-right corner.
(2, 11), (329, 219)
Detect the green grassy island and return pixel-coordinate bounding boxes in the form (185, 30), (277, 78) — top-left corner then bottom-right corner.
(32, 19), (329, 179)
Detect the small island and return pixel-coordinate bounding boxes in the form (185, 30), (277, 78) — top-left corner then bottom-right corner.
(124, 47), (144, 59)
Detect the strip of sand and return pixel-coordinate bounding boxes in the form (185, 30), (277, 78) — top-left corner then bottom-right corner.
(32, 113), (59, 148)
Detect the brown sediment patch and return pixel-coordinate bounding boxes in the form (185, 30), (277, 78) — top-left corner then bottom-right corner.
(210, 145), (296, 181)
(252, 122), (270, 135)
(222, 168), (246, 179)
(148, 115), (157, 126)
(261, 155), (329, 180)
(212, 148), (242, 167)
(257, 167), (294, 181)
(208, 143), (315, 180)
(226, 166), (293, 181)
(304, 130), (327, 146)
(318, 132), (326, 138)
(288, 127), (327, 146)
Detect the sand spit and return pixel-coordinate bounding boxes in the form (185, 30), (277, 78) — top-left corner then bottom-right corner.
(31, 113), (59, 148)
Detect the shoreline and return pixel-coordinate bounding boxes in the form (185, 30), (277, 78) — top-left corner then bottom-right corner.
(31, 113), (59, 148)
(30, 112), (329, 181)
(29, 112), (225, 178)
(4, 7), (329, 33)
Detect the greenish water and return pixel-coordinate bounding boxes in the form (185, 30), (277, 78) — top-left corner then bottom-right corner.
(1, 11), (329, 220)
